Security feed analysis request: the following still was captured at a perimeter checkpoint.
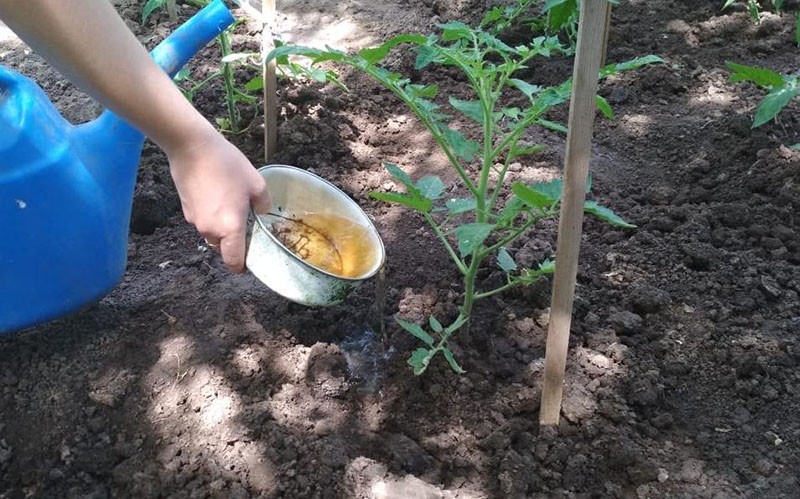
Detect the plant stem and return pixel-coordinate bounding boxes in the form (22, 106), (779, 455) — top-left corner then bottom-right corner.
(218, 30), (239, 133)
(423, 213), (467, 275)
(474, 279), (518, 300)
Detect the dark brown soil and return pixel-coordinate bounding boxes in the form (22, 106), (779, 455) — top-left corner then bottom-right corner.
(2, 0), (799, 497)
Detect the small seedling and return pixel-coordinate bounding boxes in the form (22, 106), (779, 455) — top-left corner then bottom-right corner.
(726, 62), (799, 135)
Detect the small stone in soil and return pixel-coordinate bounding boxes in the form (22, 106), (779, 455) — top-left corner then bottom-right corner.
(608, 311), (644, 335)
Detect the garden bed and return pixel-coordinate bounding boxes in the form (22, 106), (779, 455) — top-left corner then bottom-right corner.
(1, 0), (799, 497)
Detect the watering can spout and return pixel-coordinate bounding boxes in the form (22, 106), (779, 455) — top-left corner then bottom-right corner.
(75, 0), (235, 189)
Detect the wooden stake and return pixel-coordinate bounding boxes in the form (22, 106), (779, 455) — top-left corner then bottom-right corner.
(262, 0), (277, 162)
(600, 3), (612, 68)
(539, 0), (612, 428)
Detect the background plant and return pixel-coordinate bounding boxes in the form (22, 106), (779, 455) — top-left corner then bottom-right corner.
(726, 62), (800, 147)
(268, 3), (660, 375)
(142, 0), (262, 133)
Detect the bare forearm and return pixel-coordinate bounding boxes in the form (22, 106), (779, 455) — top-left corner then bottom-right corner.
(0, 0), (215, 153)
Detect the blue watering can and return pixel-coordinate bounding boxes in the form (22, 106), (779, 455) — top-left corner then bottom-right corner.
(0, 0), (235, 333)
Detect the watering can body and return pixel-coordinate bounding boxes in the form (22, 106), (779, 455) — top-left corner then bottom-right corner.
(0, 0), (235, 333)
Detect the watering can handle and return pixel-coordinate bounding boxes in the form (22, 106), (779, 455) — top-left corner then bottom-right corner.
(150, 0), (235, 78)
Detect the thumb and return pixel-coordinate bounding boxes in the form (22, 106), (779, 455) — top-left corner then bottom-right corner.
(251, 181), (272, 215)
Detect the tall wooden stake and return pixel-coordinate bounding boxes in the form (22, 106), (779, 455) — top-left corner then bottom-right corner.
(539, 0), (612, 428)
(262, 0), (277, 162)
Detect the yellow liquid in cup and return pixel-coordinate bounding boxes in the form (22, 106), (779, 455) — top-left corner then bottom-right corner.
(268, 213), (377, 278)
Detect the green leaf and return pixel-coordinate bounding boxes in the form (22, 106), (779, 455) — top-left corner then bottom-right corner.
(585, 174), (593, 193)
(584, 200), (636, 228)
(442, 127), (479, 161)
(416, 175), (445, 200)
(536, 119), (569, 133)
(509, 79), (542, 99)
(790, 143), (800, 151)
(512, 182), (555, 209)
(497, 247), (517, 272)
(408, 348), (433, 375)
(439, 21), (472, 41)
(408, 84), (439, 99)
(442, 347), (465, 374)
(753, 86), (800, 127)
(414, 45), (440, 69)
(596, 95), (614, 119)
(449, 97), (485, 123)
(174, 67), (192, 82)
(537, 259), (556, 275)
(383, 162), (417, 193)
(512, 179), (563, 208)
(358, 34), (427, 64)
(726, 62), (785, 88)
(397, 318), (435, 346)
(722, 0), (737, 9)
(444, 315), (469, 334)
(509, 144), (545, 161)
(454, 223), (495, 257)
(428, 315), (443, 333)
(142, 0), (167, 23)
(747, 0), (760, 21)
(244, 76), (264, 91)
(775, 0), (785, 10)
(601, 55), (664, 78)
(369, 192), (432, 213)
(446, 197), (477, 214)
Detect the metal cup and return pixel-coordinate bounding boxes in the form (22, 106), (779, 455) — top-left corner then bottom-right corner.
(246, 165), (385, 306)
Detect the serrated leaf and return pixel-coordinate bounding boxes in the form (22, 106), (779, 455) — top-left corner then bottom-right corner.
(537, 259), (556, 274)
(454, 223), (495, 257)
(726, 62), (785, 88)
(408, 84), (439, 99)
(512, 182), (554, 209)
(442, 347), (465, 374)
(497, 247), (517, 272)
(442, 127), (479, 161)
(397, 318), (435, 346)
(596, 95), (614, 119)
(503, 107), (522, 120)
(534, 178), (564, 201)
(752, 86), (799, 127)
(429, 315), (443, 333)
(449, 97), (484, 123)
(509, 79), (542, 99)
(444, 315), (469, 334)
(584, 200), (636, 228)
(244, 76), (264, 91)
(369, 192), (432, 213)
(416, 176), (445, 200)
(446, 197), (477, 214)
(383, 162), (417, 193)
(512, 179), (563, 208)
(358, 34), (427, 64)
(408, 348), (433, 375)
(439, 21), (472, 41)
(414, 45), (439, 69)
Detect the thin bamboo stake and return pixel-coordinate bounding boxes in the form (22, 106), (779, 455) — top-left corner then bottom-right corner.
(539, 0), (612, 428)
(262, 0), (277, 162)
(600, 2), (612, 68)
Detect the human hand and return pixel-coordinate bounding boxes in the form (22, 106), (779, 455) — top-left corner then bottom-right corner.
(166, 128), (271, 273)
